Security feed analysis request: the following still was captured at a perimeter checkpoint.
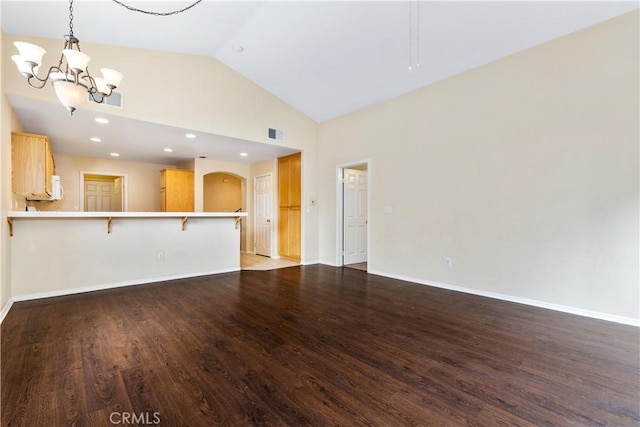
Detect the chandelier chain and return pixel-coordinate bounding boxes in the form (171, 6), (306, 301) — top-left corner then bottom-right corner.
(408, 0), (412, 70)
(68, 0), (74, 36)
(111, 0), (202, 16)
(12, 0), (123, 115)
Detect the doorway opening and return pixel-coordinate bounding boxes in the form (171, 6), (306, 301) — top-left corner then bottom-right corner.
(79, 172), (127, 212)
(337, 161), (369, 271)
(203, 171), (246, 252)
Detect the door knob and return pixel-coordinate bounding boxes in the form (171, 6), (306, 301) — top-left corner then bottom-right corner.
(266, 219), (271, 222)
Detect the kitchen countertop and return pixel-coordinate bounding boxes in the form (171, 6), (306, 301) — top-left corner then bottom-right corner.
(8, 211), (247, 218)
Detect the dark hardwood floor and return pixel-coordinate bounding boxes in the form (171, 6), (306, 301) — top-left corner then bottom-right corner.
(2, 265), (639, 426)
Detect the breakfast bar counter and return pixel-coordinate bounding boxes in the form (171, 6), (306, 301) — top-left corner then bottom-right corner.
(7, 211), (247, 300)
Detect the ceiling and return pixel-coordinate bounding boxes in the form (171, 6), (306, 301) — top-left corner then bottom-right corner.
(2, 1), (638, 165)
(7, 94), (299, 165)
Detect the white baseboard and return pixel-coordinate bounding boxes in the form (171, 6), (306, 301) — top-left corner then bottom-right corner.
(301, 259), (319, 266)
(319, 260), (340, 267)
(0, 298), (14, 324)
(367, 269), (640, 327)
(7, 265), (637, 328)
(11, 267), (240, 303)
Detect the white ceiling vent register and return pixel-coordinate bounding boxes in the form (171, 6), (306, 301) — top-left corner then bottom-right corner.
(88, 90), (123, 108)
(268, 128), (285, 141)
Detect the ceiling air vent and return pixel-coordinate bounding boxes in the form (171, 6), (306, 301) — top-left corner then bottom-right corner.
(88, 90), (123, 109)
(268, 128), (285, 141)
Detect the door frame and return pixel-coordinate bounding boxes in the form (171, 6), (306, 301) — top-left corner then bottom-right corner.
(336, 160), (371, 267)
(254, 173), (274, 257)
(79, 171), (128, 212)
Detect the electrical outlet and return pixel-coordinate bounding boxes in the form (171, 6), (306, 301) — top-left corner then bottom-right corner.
(445, 258), (452, 269)
(157, 251), (165, 261)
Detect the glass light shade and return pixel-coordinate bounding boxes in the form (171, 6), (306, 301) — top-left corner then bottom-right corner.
(13, 41), (46, 66)
(12, 55), (39, 77)
(93, 77), (111, 95)
(100, 68), (123, 88)
(62, 49), (91, 73)
(53, 80), (88, 114)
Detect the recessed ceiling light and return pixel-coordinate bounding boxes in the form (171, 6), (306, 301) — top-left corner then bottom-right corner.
(95, 118), (109, 124)
(110, 152), (120, 157)
(232, 43), (244, 53)
(90, 137), (102, 142)
(240, 152), (248, 157)
(163, 148), (173, 152)
(185, 133), (196, 139)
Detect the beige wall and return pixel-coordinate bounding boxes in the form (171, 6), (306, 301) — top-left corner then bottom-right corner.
(0, 25), (7, 312)
(203, 173), (242, 212)
(10, 216), (241, 298)
(3, 10), (637, 324)
(29, 154), (174, 212)
(194, 158), (250, 251)
(3, 33), (320, 263)
(203, 171), (244, 251)
(2, 36), (318, 148)
(0, 25), (23, 313)
(318, 11), (639, 322)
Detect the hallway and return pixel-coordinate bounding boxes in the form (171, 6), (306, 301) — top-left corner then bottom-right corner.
(240, 253), (299, 271)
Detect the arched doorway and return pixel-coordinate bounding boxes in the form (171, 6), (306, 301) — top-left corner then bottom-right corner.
(203, 171), (246, 251)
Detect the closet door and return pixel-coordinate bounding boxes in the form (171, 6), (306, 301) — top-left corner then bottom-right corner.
(278, 153), (301, 261)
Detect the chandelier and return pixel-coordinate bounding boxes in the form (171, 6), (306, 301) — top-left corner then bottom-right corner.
(11, 0), (123, 115)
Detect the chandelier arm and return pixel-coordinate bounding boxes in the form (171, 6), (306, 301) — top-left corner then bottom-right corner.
(85, 74), (96, 88)
(25, 65), (65, 88)
(111, 0), (202, 16)
(89, 91), (106, 104)
(85, 74), (113, 98)
(84, 64), (94, 79)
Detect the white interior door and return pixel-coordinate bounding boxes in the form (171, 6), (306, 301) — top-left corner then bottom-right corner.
(343, 169), (367, 264)
(84, 180), (114, 212)
(255, 174), (272, 257)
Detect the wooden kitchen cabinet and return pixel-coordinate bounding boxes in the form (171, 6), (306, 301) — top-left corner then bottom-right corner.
(278, 152), (301, 261)
(160, 169), (194, 212)
(11, 132), (55, 199)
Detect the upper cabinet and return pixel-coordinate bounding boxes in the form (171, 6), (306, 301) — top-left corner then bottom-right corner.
(278, 152), (301, 207)
(11, 132), (55, 200)
(160, 169), (194, 212)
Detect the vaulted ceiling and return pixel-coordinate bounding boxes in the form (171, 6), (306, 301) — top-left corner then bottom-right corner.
(3, 1), (637, 164)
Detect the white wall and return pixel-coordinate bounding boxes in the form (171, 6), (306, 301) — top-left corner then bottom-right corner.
(318, 11), (639, 322)
(10, 216), (240, 298)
